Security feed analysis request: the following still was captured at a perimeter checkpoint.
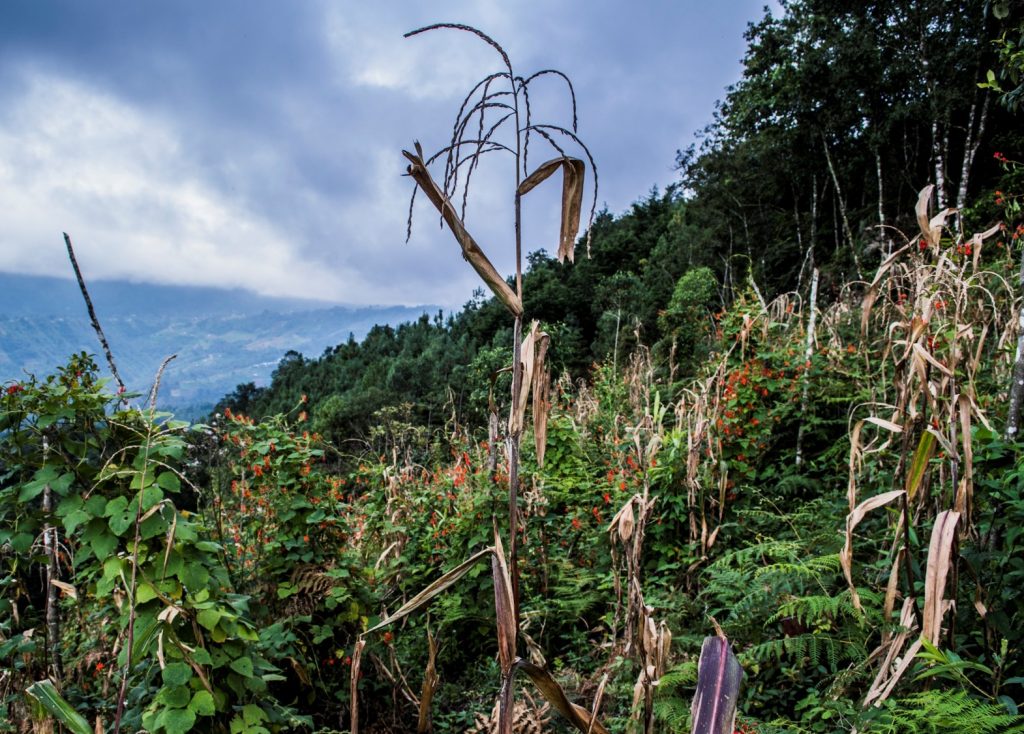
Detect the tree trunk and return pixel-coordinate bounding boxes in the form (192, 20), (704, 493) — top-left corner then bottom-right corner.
(796, 269), (819, 468)
(822, 136), (862, 278)
(1007, 245), (1024, 440)
(932, 119), (948, 210)
(876, 149), (892, 256)
(956, 93), (990, 211)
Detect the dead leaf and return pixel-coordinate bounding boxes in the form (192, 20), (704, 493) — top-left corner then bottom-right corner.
(922, 510), (960, 645)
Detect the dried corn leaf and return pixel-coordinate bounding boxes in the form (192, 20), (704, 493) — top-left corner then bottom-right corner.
(922, 510), (960, 645)
(972, 223), (1002, 271)
(865, 416), (903, 433)
(861, 244), (911, 336)
(511, 322), (540, 435)
(50, 579), (77, 599)
(514, 659), (610, 734)
(841, 490), (905, 610)
(492, 533), (517, 670)
(691, 635), (743, 734)
(404, 148), (523, 316)
(864, 598), (922, 707)
(916, 185), (934, 245)
(517, 157), (585, 263)
(955, 394), (973, 521)
(532, 333), (551, 467)
(586, 673), (609, 734)
(366, 547), (494, 633)
(912, 342), (953, 377)
(609, 499), (635, 543)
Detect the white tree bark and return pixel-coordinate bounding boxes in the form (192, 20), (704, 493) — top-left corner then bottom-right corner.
(796, 268), (819, 467)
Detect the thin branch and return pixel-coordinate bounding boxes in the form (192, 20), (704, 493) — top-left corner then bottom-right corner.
(63, 232), (127, 399)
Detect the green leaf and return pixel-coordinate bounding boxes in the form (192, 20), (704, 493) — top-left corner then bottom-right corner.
(130, 470), (155, 490)
(242, 704), (267, 726)
(229, 656), (254, 677)
(180, 563), (210, 590)
(109, 508), (135, 536)
(157, 471), (182, 492)
(62, 510), (91, 535)
(160, 684), (191, 708)
(160, 706), (196, 734)
(189, 690), (216, 716)
(197, 609), (222, 631)
(91, 531), (118, 560)
(136, 582), (158, 604)
(137, 485), (164, 511)
(25, 680), (92, 734)
(104, 496), (129, 518)
(162, 661), (192, 688)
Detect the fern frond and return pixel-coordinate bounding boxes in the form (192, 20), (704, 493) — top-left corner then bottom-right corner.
(878, 690), (1024, 733)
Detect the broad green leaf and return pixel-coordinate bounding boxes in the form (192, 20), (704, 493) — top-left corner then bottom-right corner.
(242, 703), (267, 725)
(160, 684), (191, 708)
(189, 690), (216, 716)
(104, 496), (128, 517)
(136, 582), (158, 604)
(62, 510), (91, 535)
(157, 471), (182, 492)
(25, 680), (92, 734)
(197, 609), (222, 631)
(230, 656), (254, 677)
(160, 706), (196, 734)
(162, 662), (192, 687)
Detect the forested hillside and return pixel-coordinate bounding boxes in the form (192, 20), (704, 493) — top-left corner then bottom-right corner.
(4, 2), (1024, 733)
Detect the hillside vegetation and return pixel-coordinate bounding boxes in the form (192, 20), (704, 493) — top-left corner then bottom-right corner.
(3, 2), (1024, 733)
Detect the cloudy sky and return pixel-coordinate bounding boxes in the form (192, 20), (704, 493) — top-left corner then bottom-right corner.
(0, 1), (771, 309)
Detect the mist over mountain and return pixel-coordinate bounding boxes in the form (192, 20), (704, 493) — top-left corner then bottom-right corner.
(0, 272), (434, 417)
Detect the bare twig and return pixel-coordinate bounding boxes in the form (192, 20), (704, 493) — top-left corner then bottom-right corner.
(63, 232), (127, 399)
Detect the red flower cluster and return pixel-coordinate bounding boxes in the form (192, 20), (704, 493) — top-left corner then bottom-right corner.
(5, 383), (22, 395)
(994, 151), (1009, 163)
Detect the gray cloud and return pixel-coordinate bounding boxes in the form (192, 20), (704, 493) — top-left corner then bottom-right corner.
(0, 1), (769, 309)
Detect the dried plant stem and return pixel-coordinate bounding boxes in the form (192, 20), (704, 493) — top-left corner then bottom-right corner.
(509, 314), (523, 623)
(63, 232), (127, 399)
(1006, 242), (1024, 439)
(42, 438), (63, 680)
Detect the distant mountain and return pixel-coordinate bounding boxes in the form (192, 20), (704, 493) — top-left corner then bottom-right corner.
(0, 273), (435, 418)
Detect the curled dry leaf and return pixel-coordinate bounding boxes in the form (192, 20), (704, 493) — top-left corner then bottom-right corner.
(514, 659), (610, 734)
(922, 510), (960, 645)
(366, 547), (495, 634)
(840, 489), (906, 611)
(404, 148), (523, 317)
(517, 157), (585, 263)
(609, 499), (635, 543)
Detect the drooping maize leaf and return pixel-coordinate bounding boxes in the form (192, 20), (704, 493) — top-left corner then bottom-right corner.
(690, 636), (743, 734)
(922, 510), (960, 645)
(366, 547), (494, 633)
(532, 332), (551, 467)
(840, 489), (906, 610)
(403, 147), (523, 317)
(514, 658), (610, 734)
(26, 680), (92, 734)
(517, 157), (585, 263)
(492, 532), (517, 671)
(860, 243), (911, 336)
